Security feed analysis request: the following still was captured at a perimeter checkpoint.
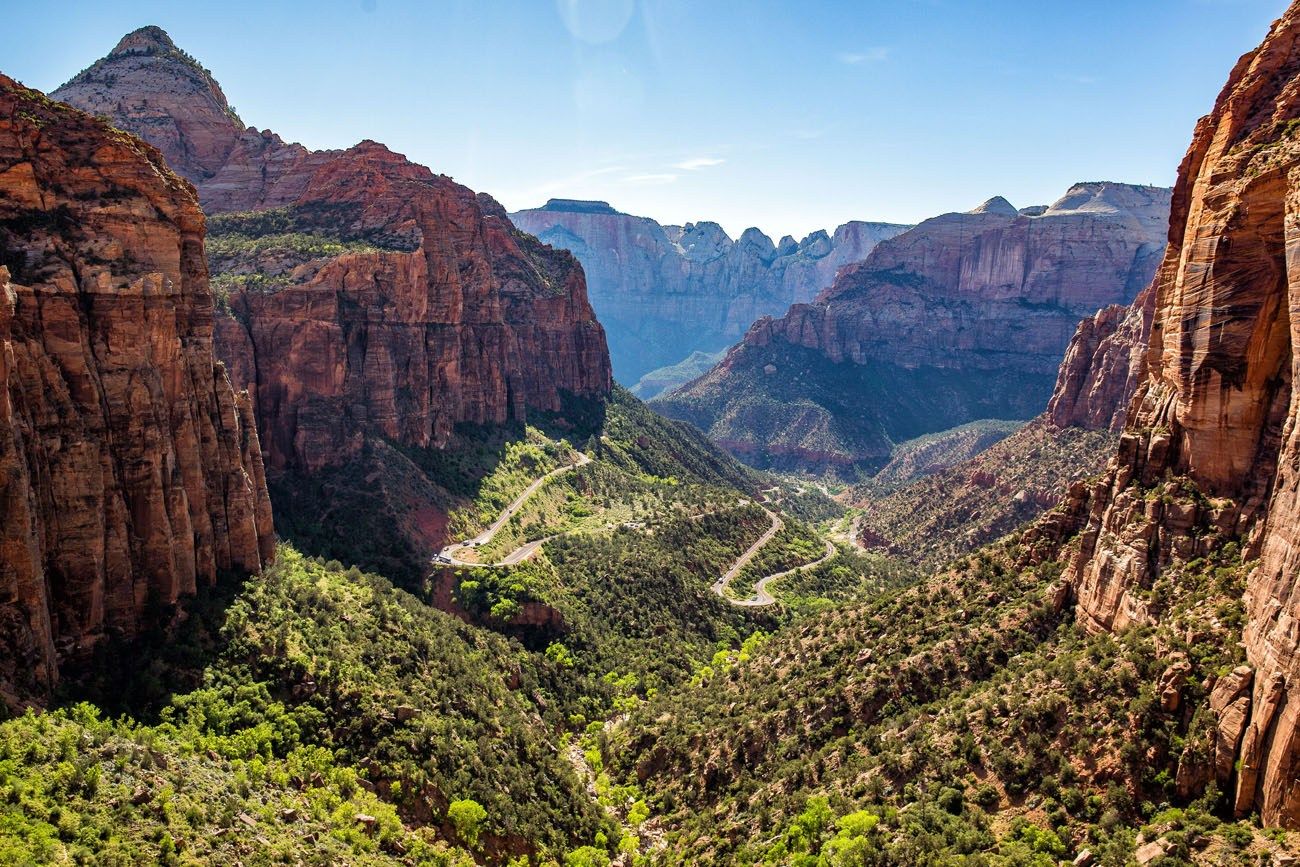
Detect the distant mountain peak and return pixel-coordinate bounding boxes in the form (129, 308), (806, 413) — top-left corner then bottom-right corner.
(538, 199), (621, 215)
(968, 196), (1019, 216)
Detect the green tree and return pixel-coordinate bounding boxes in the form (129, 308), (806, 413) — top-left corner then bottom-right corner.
(448, 799), (488, 847)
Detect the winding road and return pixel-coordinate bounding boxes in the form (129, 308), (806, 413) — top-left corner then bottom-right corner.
(710, 507), (784, 601)
(434, 453), (591, 568)
(432, 452), (840, 607)
(710, 509), (839, 607)
(742, 538), (838, 606)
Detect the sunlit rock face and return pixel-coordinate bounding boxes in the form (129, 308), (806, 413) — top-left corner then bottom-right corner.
(511, 198), (910, 380)
(54, 27), (613, 478)
(0, 74), (273, 701)
(1056, 3), (1300, 826)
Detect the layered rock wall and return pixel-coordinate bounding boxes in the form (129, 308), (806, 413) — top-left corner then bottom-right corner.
(655, 183), (1171, 471)
(1046, 285), (1155, 432)
(0, 75), (272, 700)
(54, 28), (612, 478)
(510, 199), (909, 379)
(1057, 3), (1300, 825)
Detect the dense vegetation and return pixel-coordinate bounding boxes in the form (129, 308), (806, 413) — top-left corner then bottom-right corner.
(8, 372), (1295, 864)
(604, 522), (1298, 865)
(727, 520), (827, 600)
(0, 386), (817, 864)
(2, 547), (606, 864)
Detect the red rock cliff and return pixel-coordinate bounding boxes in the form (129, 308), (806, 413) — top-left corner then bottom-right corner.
(1046, 284), (1155, 432)
(53, 28), (611, 478)
(1057, 2), (1300, 826)
(0, 75), (273, 702)
(208, 142), (611, 474)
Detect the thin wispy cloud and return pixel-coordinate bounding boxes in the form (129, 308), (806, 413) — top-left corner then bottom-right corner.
(624, 173), (679, 185)
(837, 47), (889, 65)
(509, 165), (625, 203)
(673, 156), (726, 171)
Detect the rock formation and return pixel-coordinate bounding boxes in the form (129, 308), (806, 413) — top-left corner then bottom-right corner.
(509, 199), (910, 380)
(654, 182), (1172, 473)
(0, 75), (273, 701)
(1049, 2), (1300, 826)
(1046, 284), (1154, 432)
(54, 28), (612, 482)
(630, 349), (726, 400)
(52, 26), (316, 214)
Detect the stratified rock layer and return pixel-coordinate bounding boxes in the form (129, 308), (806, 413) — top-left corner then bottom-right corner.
(654, 183), (1171, 473)
(0, 75), (273, 701)
(1053, 2), (1300, 826)
(54, 28), (611, 479)
(1047, 284), (1155, 432)
(510, 199), (909, 380)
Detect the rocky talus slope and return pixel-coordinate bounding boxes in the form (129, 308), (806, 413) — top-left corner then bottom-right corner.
(0, 76), (273, 701)
(53, 27), (612, 565)
(854, 419), (1117, 570)
(655, 182), (1171, 473)
(511, 199), (909, 380)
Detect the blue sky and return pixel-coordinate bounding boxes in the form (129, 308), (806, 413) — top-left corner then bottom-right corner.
(2, 0), (1289, 238)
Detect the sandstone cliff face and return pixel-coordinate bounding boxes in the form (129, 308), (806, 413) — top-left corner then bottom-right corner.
(509, 199), (909, 380)
(54, 28), (612, 480)
(207, 145), (611, 474)
(1054, 2), (1300, 825)
(1046, 284), (1155, 432)
(0, 75), (273, 701)
(654, 182), (1171, 473)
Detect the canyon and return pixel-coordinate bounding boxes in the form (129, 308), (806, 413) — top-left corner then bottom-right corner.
(0, 75), (273, 700)
(852, 270), (1157, 569)
(4, 4), (1300, 863)
(510, 198), (909, 382)
(654, 181), (1172, 474)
